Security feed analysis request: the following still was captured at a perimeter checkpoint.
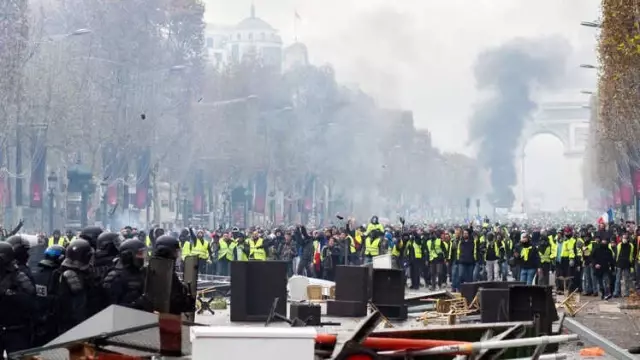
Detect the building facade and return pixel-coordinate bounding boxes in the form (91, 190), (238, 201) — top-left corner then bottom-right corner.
(205, 5), (283, 69)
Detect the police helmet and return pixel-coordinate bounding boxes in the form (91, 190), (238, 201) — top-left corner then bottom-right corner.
(65, 239), (94, 266)
(43, 244), (66, 264)
(79, 226), (104, 248)
(6, 235), (31, 264)
(154, 235), (180, 259)
(96, 232), (122, 253)
(0, 242), (15, 266)
(119, 238), (147, 268)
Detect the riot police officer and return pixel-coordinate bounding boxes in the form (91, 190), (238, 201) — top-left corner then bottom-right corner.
(33, 244), (65, 346)
(55, 239), (95, 335)
(153, 235), (195, 315)
(0, 241), (36, 355)
(6, 235), (35, 284)
(93, 232), (121, 279)
(79, 226), (104, 248)
(103, 238), (146, 309)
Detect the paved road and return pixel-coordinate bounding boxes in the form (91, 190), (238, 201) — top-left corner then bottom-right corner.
(195, 303), (594, 358)
(194, 287), (639, 359)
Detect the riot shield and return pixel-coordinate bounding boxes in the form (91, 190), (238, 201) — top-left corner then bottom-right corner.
(182, 255), (199, 322)
(144, 256), (175, 313)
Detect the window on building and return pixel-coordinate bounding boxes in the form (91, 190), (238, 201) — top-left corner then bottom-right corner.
(261, 32), (266, 40)
(237, 33), (241, 40)
(248, 33), (253, 41)
(206, 37), (214, 48)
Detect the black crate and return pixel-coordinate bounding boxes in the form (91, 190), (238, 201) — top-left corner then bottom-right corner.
(326, 300), (367, 317)
(509, 285), (557, 334)
(335, 266), (370, 302)
(230, 261), (287, 322)
(289, 303), (322, 326)
(375, 304), (408, 321)
(371, 269), (405, 306)
(479, 288), (510, 323)
(460, 281), (525, 305)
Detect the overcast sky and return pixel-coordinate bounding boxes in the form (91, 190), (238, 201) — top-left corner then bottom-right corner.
(203, 0), (600, 210)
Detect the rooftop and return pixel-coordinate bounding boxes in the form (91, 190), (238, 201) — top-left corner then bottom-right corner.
(236, 4), (275, 31)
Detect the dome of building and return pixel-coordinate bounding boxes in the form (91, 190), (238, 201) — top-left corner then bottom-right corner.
(237, 17), (274, 30)
(236, 4), (274, 30)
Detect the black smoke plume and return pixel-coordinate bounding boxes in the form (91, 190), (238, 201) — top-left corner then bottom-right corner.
(469, 37), (570, 208)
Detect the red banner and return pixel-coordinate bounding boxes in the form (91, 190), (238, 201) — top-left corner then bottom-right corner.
(633, 169), (640, 194)
(107, 184), (118, 206)
(621, 182), (633, 205)
(614, 187), (622, 207)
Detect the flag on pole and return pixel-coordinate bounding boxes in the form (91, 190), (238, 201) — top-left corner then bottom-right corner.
(597, 208), (614, 224)
(295, 10), (301, 20)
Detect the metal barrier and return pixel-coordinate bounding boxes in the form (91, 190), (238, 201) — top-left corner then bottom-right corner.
(563, 317), (636, 360)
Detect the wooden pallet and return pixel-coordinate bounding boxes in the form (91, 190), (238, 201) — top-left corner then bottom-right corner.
(418, 294), (478, 325)
(557, 289), (588, 317)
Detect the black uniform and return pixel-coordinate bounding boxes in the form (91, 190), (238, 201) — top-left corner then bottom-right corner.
(152, 235), (195, 315)
(103, 238), (146, 309)
(89, 232), (121, 314)
(0, 242), (36, 355)
(32, 245), (65, 346)
(55, 239), (95, 335)
(6, 235), (36, 285)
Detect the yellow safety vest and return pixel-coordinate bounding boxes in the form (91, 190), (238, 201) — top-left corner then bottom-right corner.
(576, 238), (585, 259)
(183, 239), (209, 260)
(48, 236), (67, 247)
(366, 223), (384, 236)
(249, 238), (266, 260)
(347, 235), (356, 254)
(617, 242), (635, 263)
(181, 241), (191, 259)
(428, 238), (443, 261)
(582, 242), (593, 258)
(449, 238), (458, 260)
(548, 235), (557, 260)
(364, 237), (380, 257)
(235, 243), (248, 261)
(412, 241), (422, 259)
(485, 241), (502, 261)
(218, 239), (236, 261)
(391, 239), (403, 257)
(561, 238), (576, 259)
(456, 239), (477, 260)
(539, 245), (551, 263)
(145, 236), (153, 256)
(521, 247), (531, 261)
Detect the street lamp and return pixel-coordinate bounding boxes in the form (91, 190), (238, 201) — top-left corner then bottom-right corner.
(580, 90), (594, 95)
(181, 185), (189, 226)
(47, 172), (58, 235)
(580, 64), (598, 69)
(580, 21), (601, 28)
(100, 180), (108, 228)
